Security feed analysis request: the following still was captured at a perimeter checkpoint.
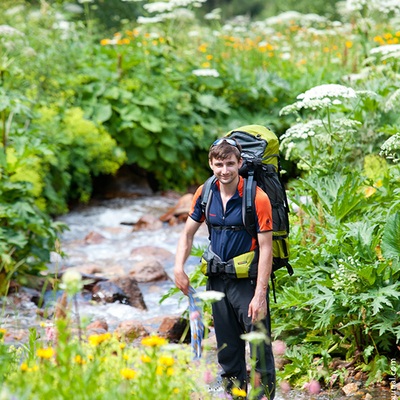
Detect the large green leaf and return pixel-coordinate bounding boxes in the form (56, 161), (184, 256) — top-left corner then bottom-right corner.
(381, 212), (400, 260)
(140, 116), (163, 133)
(132, 130), (152, 148)
(92, 103), (112, 123)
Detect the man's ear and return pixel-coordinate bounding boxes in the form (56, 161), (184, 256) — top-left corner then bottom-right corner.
(209, 158), (214, 170)
(238, 158), (243, 169)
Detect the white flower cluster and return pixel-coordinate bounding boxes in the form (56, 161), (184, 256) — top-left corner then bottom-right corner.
(384, 89), (400, 112)
(265, 11), (327, 27)
(281, 120), (324, 141)
(280, 84), (358, 115)
(370, 44), (400, 61)
(0, 25), (24, 36)
(143, 0), (206, 14)
(380, 132), (400, 162)
(346, 0), (400, 14)
(331, 257), (359, 293)
(192, 68), (220, 77)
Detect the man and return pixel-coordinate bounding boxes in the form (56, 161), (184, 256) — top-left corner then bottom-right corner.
(174, 137), (276, 399)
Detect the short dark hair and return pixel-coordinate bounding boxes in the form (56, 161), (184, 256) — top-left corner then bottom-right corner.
(208, 138), (242, 161)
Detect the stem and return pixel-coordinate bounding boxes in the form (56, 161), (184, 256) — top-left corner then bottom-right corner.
(73, 294), (82, 343)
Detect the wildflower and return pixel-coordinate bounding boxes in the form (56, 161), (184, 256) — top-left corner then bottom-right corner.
(380, 133), (400, 162)
(203, 369), (214, 384)
(173, 388), (180, 394)
(240, 331), (269, 344)
(364, 186), (377, 198)
(305, 379), (321, 394)
(141, 335), (167, 347)
(156, 365), (164, 375)
(60, 269), (83, 296)
(37, 347), (55, 359)
(45, 326), (56, 342)
(119, 343), (126, 350)
(120, 368), (137, 380)
(75, 355), (86, 365)
(345, 40), (353, 48)
(272, 340), (287, 355)
(141, 354), (152, 363)
(20, 363), (29, 371)
(280, 380), (291, 393)
(88, 332), (112, 346)
(100, 39), (110, 46)
(159, 355), (174, 366)
(195, 290), (225, 302)
(192, 68), (219, 78)
(231, 387), (247, 397)
(123, 354), (129, 361)
(0, 328), (6, 338)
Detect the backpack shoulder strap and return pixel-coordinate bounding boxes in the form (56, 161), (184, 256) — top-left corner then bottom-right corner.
(242, 173), (258, 239)
(200, 176), (217, 222)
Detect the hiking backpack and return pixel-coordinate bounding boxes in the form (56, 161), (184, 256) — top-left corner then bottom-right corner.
(201, 124), (293, 285)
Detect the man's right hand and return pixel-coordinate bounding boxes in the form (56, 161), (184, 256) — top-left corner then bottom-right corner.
(174, 268), (190, 295)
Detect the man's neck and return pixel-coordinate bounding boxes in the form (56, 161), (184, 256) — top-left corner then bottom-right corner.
(219, 176), (240, 198)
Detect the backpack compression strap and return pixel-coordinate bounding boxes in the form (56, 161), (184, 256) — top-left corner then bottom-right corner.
(242, 173), (258, 239)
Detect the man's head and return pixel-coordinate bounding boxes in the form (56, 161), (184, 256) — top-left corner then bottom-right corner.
(208, 138), (242, 162)
(208, 138), (243, 185)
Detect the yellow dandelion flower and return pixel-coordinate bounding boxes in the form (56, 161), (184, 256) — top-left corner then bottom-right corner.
(32, 365), (39, 372)
(364, 186), (376, 198)
(88, 332), (112, 346)
(173, 388), (179, 394)
(159, 355), (174, 366)
(133, 29), (140, 36)
(384, 32), (393, 40)
(152, 40), (158, 46)
(100, 39), (110, 46)
(201, 62), (211, 68)
(159, 37), (165, 43)
(119, 343), (126, 350)
(396, 31), (400, 37)
(166, 367), (174, 376)
(20, 363), (29, 371)
(156, 365), (164, 375)
(206, 54), (213, 60)
(141, 354), (151, 363)
(123, 354), (129, 361)
(141, 335), (167, 347)
(332, 45), (338, 50)
(0, 328), (6, 336)
(88, 354), (94, 361)
(345, 41), (353, 48)
(37, 348), (54, 359)
(375, 179), (383, 188)
(232, 387), (247, 397)
(74, 355), (86, 365)
(144, 32), (151, 38)
(323, 47), (330, 53)
(198, 44), (208, 53)
(120, 368), (137, 380)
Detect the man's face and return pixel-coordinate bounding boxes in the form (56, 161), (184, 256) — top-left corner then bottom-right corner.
(209, 154), (242, 185)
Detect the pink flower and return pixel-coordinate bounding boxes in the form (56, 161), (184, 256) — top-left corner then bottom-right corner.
(45, 326), (56, 342)
(203, 369), (214, 384)
(272, 340), (286, 355)
(280, 380), (291, 393)
(190, 311), (201, 320)
(306, 380), (321, 394)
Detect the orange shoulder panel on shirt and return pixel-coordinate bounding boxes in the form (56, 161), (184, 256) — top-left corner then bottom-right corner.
(189, 184), (206, 222)
(254, 186), (273, 232)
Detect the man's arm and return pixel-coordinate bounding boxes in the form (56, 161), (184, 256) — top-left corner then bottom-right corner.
(174, 217), (202, 295)
(248, 230), (273, 323)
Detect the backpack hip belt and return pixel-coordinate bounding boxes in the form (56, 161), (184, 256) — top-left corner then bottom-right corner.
(201, 245), (259, 279)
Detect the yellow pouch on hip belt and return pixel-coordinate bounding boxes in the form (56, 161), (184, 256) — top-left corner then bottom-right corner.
(200, 246), (257, 278)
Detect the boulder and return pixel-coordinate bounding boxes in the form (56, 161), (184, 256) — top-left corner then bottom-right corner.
(92, 281), (130, 304)
(128, 259), (169, 283)
(159, 193), (193, 223)
(111, 277), (147, 310)
(114, 320), (149, 342)
(129, 246), (174, 264)
(158, 316), (189, 343)
(132, 214), (163, 231)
